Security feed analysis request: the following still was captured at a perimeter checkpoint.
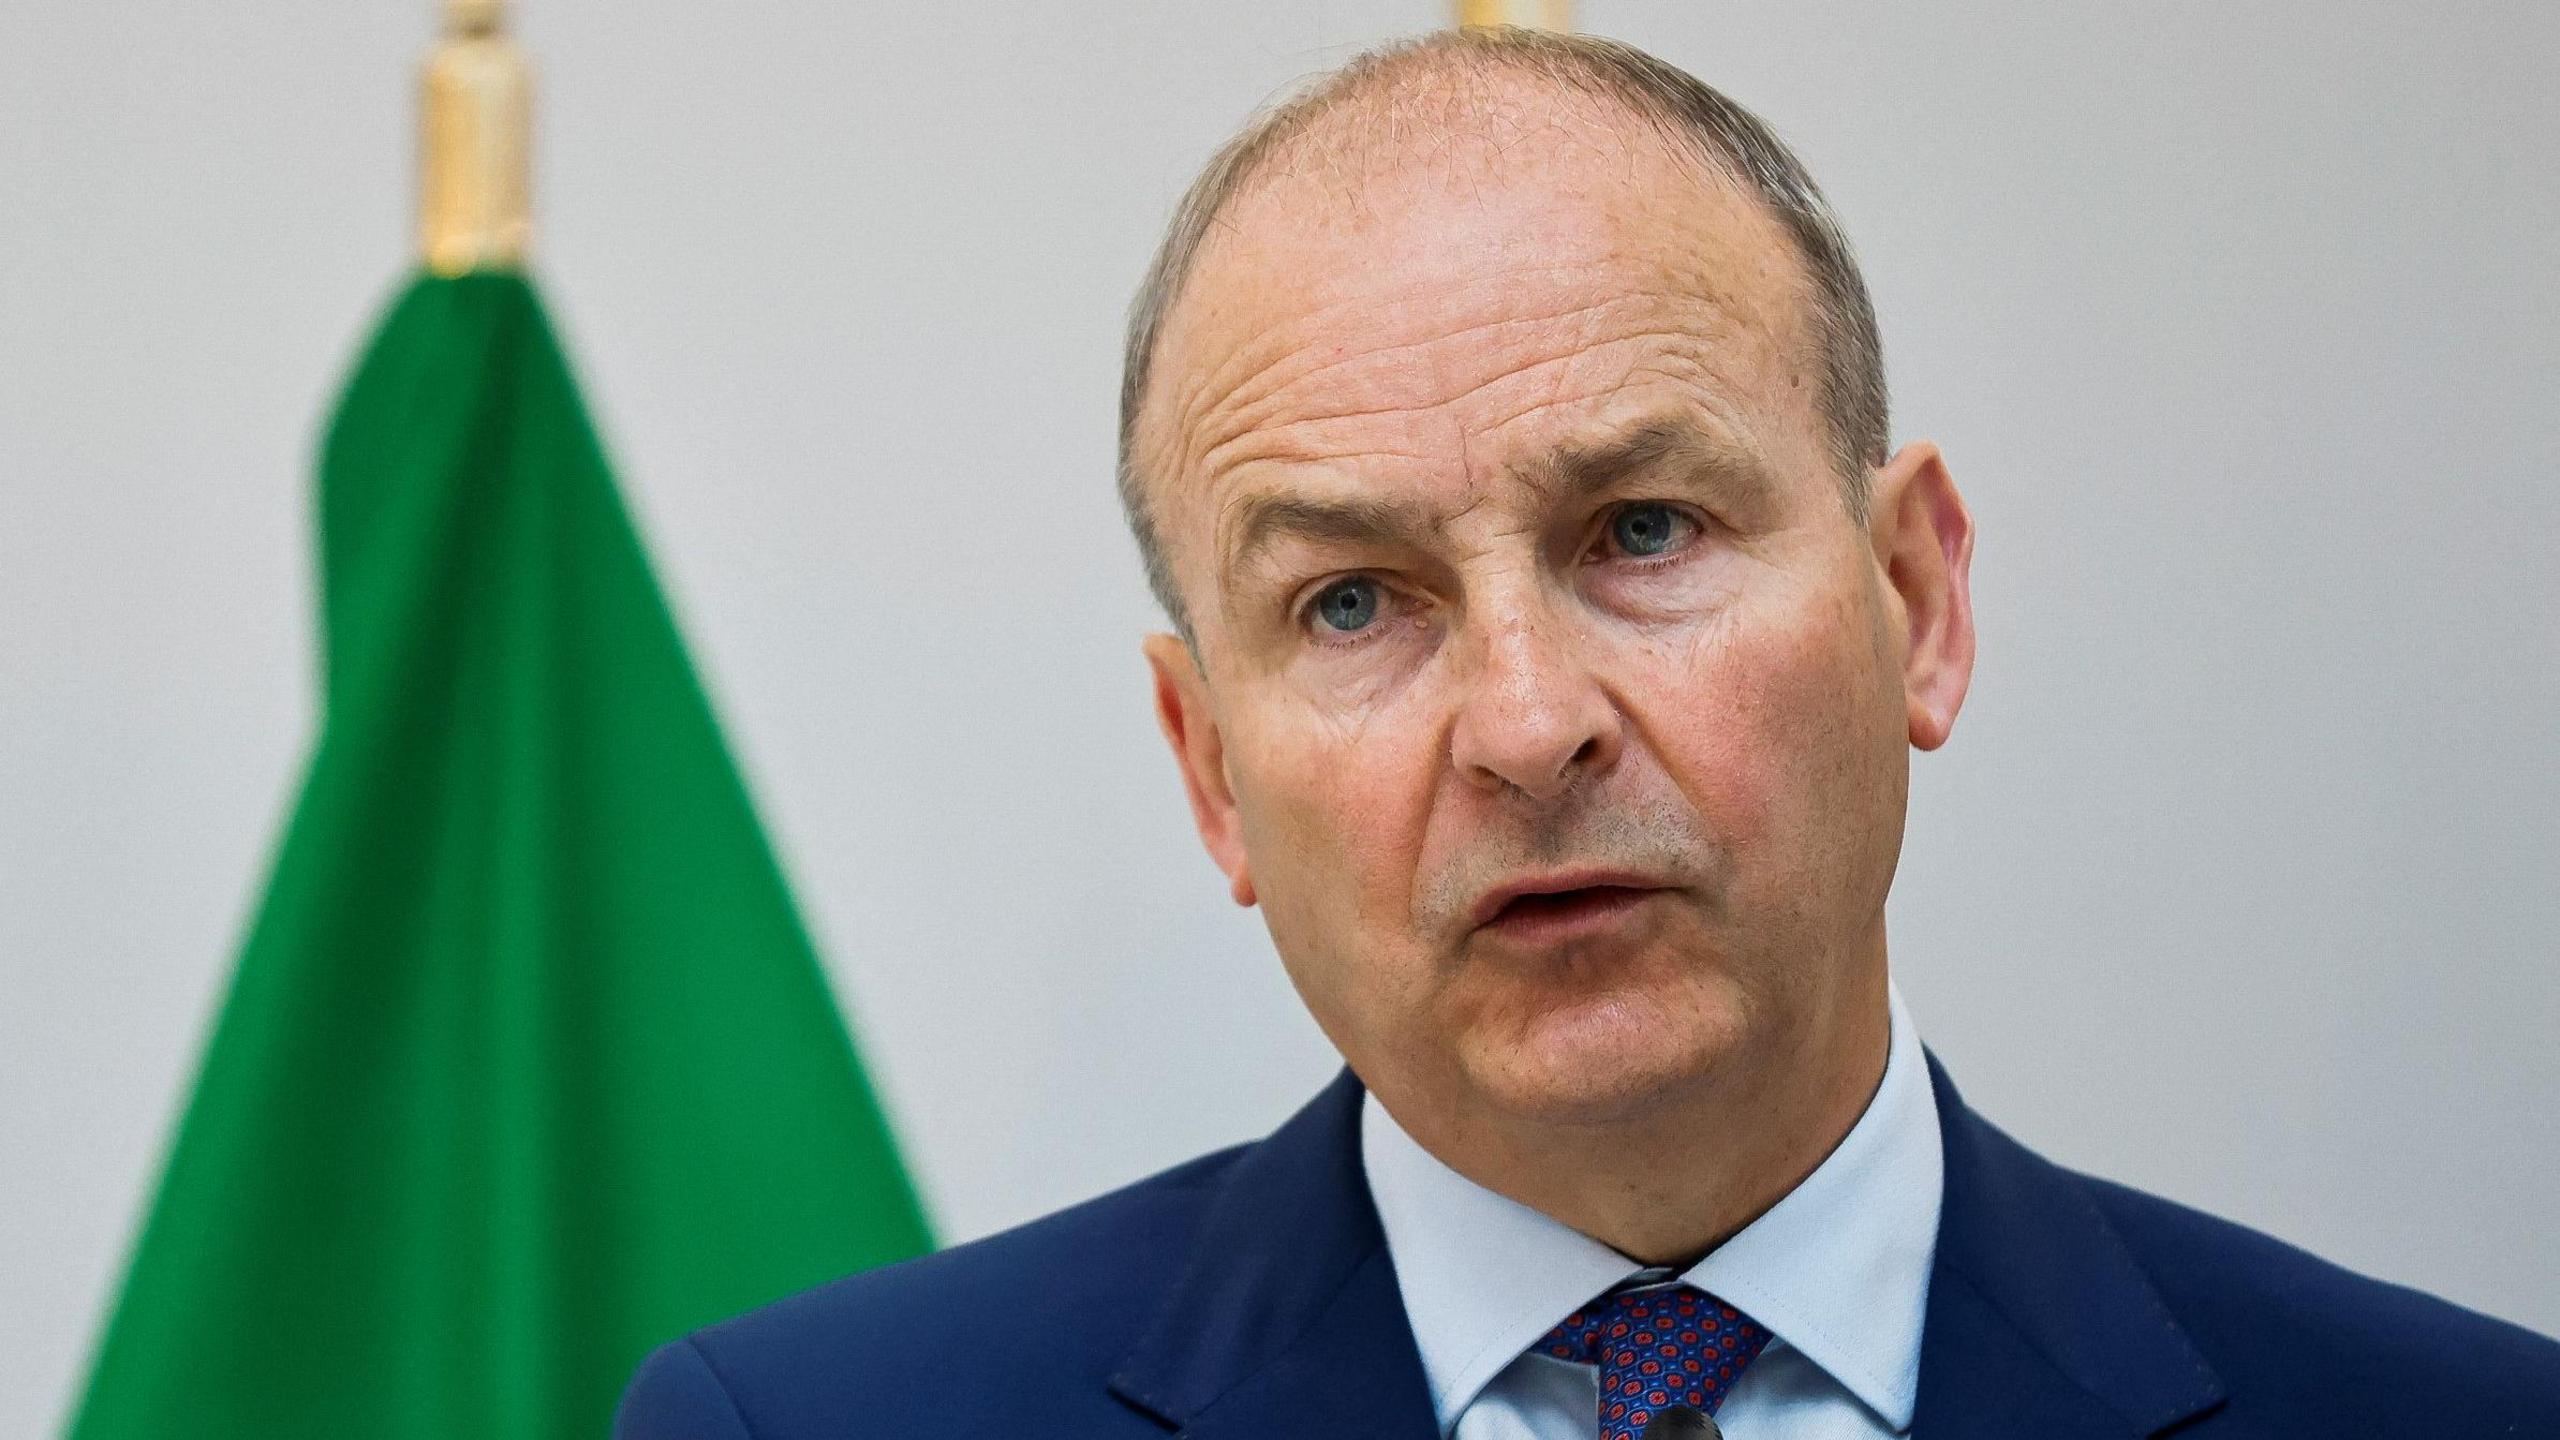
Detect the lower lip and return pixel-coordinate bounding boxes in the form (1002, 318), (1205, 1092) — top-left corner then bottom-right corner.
(1479, 886), (1665, 946)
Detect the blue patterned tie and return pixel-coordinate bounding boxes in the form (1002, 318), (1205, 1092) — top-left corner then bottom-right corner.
(1535, 1277), (1773, 1439)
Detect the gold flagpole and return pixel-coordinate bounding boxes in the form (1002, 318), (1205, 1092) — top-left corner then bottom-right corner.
(419, 0), (532, 275)
(1454, 0), (1573, 29)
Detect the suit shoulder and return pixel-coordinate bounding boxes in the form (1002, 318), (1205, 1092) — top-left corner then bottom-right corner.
(2079, 1171), (2560, 1424)
(628, 1142), (1248, 1438)
(708, 1138), (1242, 1351)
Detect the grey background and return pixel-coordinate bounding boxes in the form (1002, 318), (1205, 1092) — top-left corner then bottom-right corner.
(5, 0), (2554, 1431)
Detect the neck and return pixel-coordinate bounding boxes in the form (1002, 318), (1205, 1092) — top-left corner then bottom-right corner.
(1400, 961), (1892, 1266)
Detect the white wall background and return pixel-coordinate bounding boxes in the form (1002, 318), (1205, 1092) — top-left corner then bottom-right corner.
(5, 1), (2554, 1431)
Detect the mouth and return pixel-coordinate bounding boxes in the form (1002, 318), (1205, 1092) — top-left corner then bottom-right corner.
(1470, 875), (1673, 945)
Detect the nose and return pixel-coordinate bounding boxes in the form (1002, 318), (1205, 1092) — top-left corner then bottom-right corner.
(1447, 600), (1624, 802)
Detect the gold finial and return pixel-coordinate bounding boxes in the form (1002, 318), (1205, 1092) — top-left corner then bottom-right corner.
(418, 0), (531, 275)
(1455, 0), (1573, 29)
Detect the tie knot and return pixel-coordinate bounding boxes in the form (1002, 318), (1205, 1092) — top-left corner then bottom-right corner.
(1535, 1279), (1772, 1439)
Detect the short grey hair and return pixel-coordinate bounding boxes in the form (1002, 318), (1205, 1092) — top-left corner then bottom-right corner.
(1117, 26), (1889, 642)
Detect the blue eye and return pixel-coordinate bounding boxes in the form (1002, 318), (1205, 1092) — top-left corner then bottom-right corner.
(1311, 577), (1381, 633)
(1608, 502), (1690, 558)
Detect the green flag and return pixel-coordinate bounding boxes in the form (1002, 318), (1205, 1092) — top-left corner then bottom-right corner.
(68, 272), (932, 1439)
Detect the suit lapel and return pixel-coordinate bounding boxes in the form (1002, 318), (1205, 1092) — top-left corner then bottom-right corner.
(1913, 1054), (2228, 1439)
(1109, 1067), (1440, 1439)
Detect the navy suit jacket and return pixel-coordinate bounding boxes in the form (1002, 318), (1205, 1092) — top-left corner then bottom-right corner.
(617, 1059), (2560, 1437)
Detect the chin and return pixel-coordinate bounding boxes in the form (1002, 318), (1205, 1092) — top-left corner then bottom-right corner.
(1457, 978), (1751, 1126)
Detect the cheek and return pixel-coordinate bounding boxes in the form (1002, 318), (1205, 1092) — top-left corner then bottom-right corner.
(1634, 566), (1898, 899)
(1226, 697), (1445, 985)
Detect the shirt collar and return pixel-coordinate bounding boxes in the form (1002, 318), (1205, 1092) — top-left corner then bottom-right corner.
(1361, 981), (1943, 1434)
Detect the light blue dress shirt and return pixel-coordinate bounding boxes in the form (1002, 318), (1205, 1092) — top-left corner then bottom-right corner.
(1360, 982), (1943, 1439)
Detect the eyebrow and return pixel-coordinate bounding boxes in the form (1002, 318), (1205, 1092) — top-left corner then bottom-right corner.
(1221, 492), (1454, 575)
(1216, 414), (1772, 577)
(1522, 417), (1775, 509)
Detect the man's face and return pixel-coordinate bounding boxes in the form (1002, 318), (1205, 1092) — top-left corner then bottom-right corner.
(1138, 107), (1971, 1131)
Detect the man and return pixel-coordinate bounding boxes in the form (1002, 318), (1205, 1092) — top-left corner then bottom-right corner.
(617, 27), (2560, 1440)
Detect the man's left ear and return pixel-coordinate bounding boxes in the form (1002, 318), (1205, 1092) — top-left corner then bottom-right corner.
(1867, 440), (1976, 751)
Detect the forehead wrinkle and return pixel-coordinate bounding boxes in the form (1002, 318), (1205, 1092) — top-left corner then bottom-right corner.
(1145, 109), (1800, 475)
(1169, 276), (1643, 453)
(1202, 437), (1444, 510)
(1458, 285), (1791, 476)
(1429, 322), (1751, 452)
(1180, 306), (1685, 495)
(1158, 191), (1798, 505)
